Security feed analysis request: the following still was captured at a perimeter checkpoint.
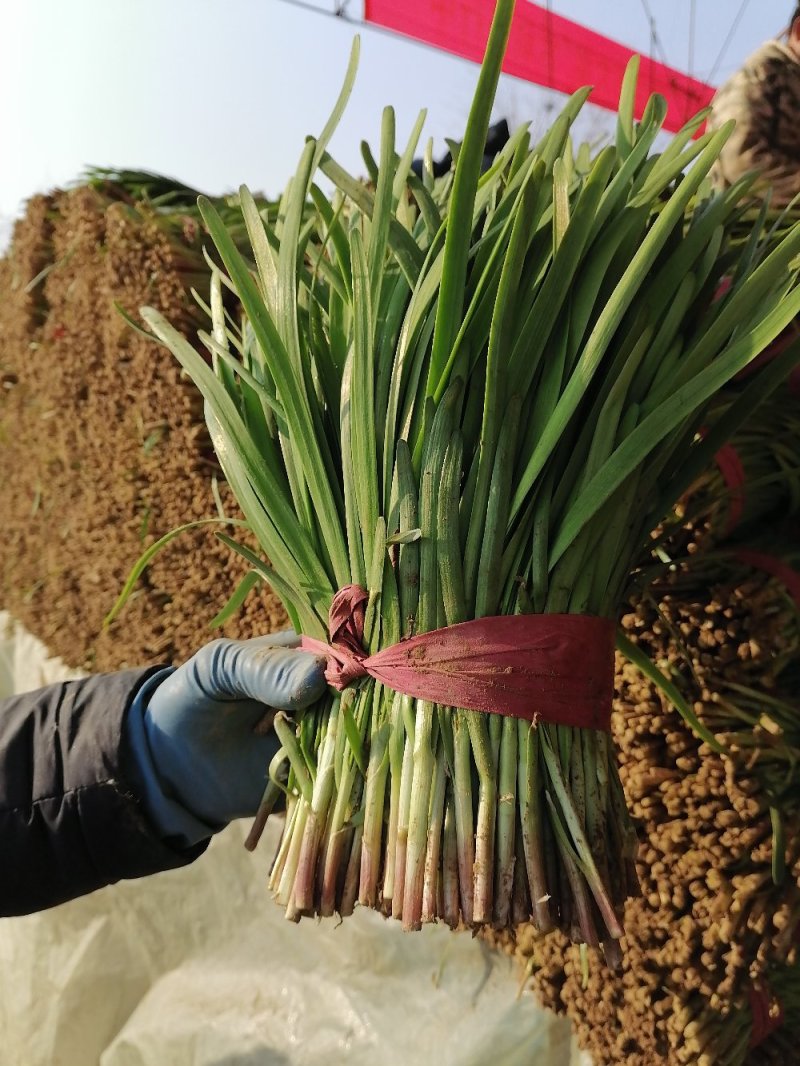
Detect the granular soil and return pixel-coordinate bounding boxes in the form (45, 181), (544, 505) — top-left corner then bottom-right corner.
(498, 569), (800, 1066)
(0, 184), (287, 672)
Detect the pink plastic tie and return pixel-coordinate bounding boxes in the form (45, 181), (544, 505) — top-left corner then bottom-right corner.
(302, 585), (615, 731)
(747, 981), (783, 1049)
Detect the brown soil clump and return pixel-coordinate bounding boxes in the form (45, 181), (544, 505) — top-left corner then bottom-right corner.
(498, 567), (800, 1065)
(0, 185), (286, 671)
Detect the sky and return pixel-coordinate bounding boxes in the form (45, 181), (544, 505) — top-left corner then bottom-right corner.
(0, 1), (794, 247)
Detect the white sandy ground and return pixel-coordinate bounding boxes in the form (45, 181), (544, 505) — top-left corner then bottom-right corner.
(0, 611), (591, 1066)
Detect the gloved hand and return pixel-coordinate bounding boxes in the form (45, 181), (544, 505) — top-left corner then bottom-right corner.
(127, 633), (326, 845)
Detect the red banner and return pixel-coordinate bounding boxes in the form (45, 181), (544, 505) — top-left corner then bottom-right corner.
(364, 0), (715, 134)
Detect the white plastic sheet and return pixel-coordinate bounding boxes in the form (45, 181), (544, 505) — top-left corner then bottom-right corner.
(0, 612), (591, 1066)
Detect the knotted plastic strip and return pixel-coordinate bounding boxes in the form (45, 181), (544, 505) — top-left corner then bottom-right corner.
(301, 585), (615, 731)
(747, 981), (784, 1049)
(698, 424), (746, 535)
(734, 549), (800, 607)
(714, 443), (746, 534)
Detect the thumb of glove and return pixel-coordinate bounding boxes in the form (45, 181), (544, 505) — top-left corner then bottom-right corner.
(142, 638), (328, 826)
(186, 637), (328, 712)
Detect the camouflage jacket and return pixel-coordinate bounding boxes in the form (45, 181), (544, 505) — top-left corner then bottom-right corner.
(708, 40), (800, 206)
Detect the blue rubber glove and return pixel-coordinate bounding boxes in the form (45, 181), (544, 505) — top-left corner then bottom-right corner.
(126, 633), (327, 847)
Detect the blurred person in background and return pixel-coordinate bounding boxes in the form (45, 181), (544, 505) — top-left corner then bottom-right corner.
(708, 4), (800, 206)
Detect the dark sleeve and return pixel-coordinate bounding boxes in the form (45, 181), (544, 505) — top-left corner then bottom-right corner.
(0, 669), (209, 917)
